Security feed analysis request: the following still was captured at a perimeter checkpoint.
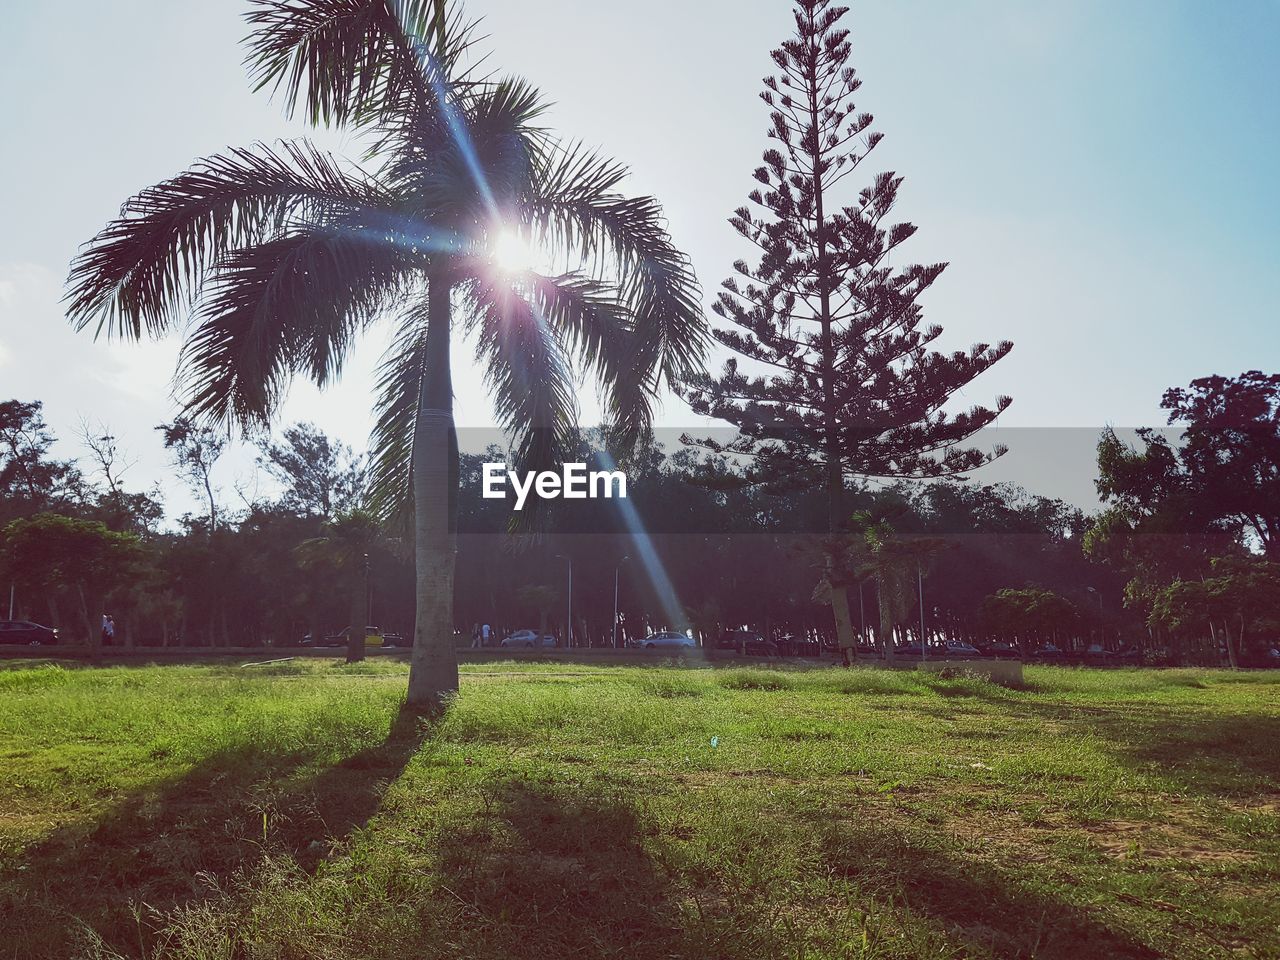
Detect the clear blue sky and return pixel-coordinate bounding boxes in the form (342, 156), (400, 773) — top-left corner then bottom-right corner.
(1, 0), (1277, 515)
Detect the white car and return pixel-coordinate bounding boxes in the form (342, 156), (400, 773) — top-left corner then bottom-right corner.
(641, 631), (697, 652)
(501, 629), (557, 648)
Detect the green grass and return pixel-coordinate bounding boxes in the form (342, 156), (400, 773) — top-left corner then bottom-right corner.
(1, 659), (1277, 959)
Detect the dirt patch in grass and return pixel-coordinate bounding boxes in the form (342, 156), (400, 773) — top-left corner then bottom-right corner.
(1081, 820), (1259, 864)
(1220, 792), (1280, 815)
(941, 803), (1262, 873)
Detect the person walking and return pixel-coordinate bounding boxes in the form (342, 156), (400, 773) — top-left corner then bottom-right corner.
(481, 623), (492, 648)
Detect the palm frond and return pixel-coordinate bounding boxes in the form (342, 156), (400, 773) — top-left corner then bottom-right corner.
(530, 141), (629, 213)
(177, 222), (418, 429)
(459, 76), (551, 206)
(367, 298), (431, 527)
(383, 74), (547, 222)
(464, 276), (577, 490)
(513, 271), (624, 374)
(362, 12), (492, 166)
(463, 75), (549, 137)
(527, 142), (708, 389)
(243, 0), (463, 128)
(65, 141), (387, 340)
(512, 269), (652, 443)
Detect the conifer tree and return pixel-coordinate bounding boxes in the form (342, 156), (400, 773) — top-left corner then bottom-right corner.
(682, 0), (1013, 652)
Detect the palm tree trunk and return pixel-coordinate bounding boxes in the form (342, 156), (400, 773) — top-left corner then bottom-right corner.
(407, 271), (460, 709)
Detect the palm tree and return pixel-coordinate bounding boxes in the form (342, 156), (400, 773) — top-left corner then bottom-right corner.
(64, 0), (707, 708)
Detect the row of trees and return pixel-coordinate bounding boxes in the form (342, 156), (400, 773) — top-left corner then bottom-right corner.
(0, 400), (1079, 653)
(0, 401), (377, 656)
(1085, 372), (1280, 665)
(6, 385), (1275, 666)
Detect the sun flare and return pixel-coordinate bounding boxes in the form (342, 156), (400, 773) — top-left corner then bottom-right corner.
(490, 229), (535, 274)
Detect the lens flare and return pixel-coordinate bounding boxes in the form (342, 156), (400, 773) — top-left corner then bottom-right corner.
(491, 230), (534, 274)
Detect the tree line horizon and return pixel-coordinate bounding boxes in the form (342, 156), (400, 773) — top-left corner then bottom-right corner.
(3, 363), (1278, 669)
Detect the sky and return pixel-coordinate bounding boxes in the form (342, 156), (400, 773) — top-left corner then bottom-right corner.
(1, 0), (1278, 519)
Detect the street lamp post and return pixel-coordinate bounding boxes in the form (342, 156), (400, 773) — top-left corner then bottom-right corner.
(613, 556), (630, 648)
(1086, 586), (1103, 644)
(1086, 586), (1103, 614)
(918, 563), (926, 662)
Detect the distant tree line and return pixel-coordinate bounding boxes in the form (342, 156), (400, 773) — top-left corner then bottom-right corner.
(2, 369), (1275, 666)
(0, 404), (378, 656)
(1085, 372), (1280, 666)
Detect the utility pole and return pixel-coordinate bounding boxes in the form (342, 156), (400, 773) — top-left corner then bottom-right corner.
(1087, 585), (1104, 648)
(556, 554), (573, 648)
(612, 556), (630, 648)
(918, 563), (927, 662)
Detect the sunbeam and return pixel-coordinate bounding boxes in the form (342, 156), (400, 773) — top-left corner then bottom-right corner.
(491, 229), (534, 274)
(595, 451), (693, 641)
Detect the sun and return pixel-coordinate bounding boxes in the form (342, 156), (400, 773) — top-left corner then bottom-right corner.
(490, 229), (535, 274)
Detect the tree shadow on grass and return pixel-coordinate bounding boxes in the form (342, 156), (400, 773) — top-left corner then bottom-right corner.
(813, 816), (1164, 959)
(1110, 708), (1280, 798)
(0, 702), (432, 958)
(984, 699), (1280, 798)
(904, 677), (1280, 800)
(422, 778), (1172, 960)
(423, 775), (1168, 960)
(430, 777), (692, 958)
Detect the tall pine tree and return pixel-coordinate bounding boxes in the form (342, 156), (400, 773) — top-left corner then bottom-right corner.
(682, 0), (1012, 655)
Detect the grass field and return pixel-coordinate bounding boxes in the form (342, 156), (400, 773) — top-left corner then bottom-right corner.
(0, 660), (1276, 960)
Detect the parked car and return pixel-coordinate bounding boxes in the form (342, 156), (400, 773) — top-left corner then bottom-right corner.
(301, 626), (385, 648)
(785, 633), (825, 657)
(977, 641), (1019, 659)
(939, 640), (982, 658)
(0, 620), (58, 645)
(641, 631), (697, 652)
(501, 629), (557, 649)
(1259, 646), (1280, 669)
(301, 630), (342, 648)
(1083, 643), (1113, 663)
(380, 632), (409, 648)
(893, 642), (935, 659)
(717, 630), (778, 657)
